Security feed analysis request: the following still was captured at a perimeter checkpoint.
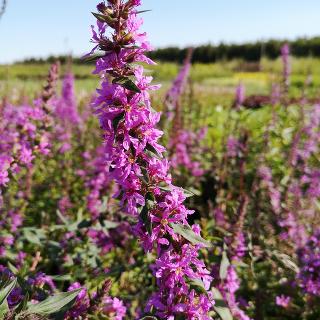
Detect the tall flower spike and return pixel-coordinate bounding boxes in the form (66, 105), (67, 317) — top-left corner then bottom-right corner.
(281, 43), (290, 99)
(235, 82), (245, 109)
(88, 1), (213, 318)
(162, 47), (193, 128)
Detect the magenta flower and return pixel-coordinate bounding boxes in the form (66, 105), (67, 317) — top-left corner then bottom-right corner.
(88, 1), (213, 318)
(281, 43), (291, 95)
(219, 266), (251, 320)
(235, 82), (245, 108)
(65, 282), (90, 318)
(297, 229), (320, 296)
(276, 295), (291, 308)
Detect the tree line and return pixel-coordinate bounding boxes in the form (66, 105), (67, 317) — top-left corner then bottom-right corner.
(20, 36), (320, 65)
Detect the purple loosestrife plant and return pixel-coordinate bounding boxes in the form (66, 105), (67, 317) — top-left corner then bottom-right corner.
(279, 104), (320, 245)
(219, 265), (251, 320)
(163, 48), (192, 124)
(54, 71), (82, 154)
(275, 295), (291, 308)
(169, 128), (207, 178)
(235, 82), (245, 109)
(0, 63), (58, 205)
(281, 43), (291, 98)
(88, 1), (213, 318)
(258, 166), (281, 215)
(165, 50), (207, 181)
(297, 229), (320, 296)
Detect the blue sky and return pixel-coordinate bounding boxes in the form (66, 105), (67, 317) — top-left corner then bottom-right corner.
(0, 0), (319, 64)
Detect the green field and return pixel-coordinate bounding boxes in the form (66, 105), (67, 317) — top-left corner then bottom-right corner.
(1, 57), (320, 104)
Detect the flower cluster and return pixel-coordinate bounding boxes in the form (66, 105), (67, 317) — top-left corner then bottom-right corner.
(163, 48), (192, 123)
(88, 1), (213, 317)
(54, 71), (82, 154)
(235, 82), (245, 109)
(169, 127), (207, 177)
(0, 63), (59, 205)
(219, 265), (251, 320)
(275, 295), (291, 308)
(297, 229), (320, 296)
(226, 136), (243, 158)
(82, 146), (115, 219)
(281, 43), (290, 95)
(0, 266), (126, 320)
(258, 165), (281, 215)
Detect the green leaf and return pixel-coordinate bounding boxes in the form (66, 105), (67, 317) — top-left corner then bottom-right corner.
(83, 53), (105, 63)
(102, 220), (120, 229)
(92, 12), (115, 24)
(27, 289), (81, 315)
(140, 202), (152, 235)
(92, 12), (107, 22)
(13, 292), (29, 314)
(77, 219), (92, 229)
(113, 77), (141, 93)
(214, 226), (232, 237)
(136, 10), (152, 14)
(187, 278), (207, 295)
(158, 185), (171, 192)
(0, 277), (17, 316)
(211, 287), (233, 320)
(112, 112), (125, 131)
(219, 251), (230, 280)
(0, 300), (9, 317)
(56, 210), (69, 225)
(270, 250), (299, 273)
(170, 223), (212, 247)
(181, 188), (196, 198)
(50, 275), (72, 282)
(140, 317), (158, 320)
(187, 187), (201, 196)
(22, 228), (45, 246)
(7, 262), (18, 275)
(145, 143), (162, 159)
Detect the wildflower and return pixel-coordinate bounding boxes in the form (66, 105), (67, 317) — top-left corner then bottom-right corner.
(235, 82), (245, 108)
(65, 282), (90, 319)
(281, 43), (290, 96)
(88, 1), (213, 317)
(102, 296), (127, 320)
(163, 48), (192, 123)
(297, 229), (320, 296)
(276, 295), (291, 308)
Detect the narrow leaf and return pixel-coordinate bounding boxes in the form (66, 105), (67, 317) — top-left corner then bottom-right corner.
(187, 278), (207, 295)
(136, 10), (152, 14)
(140, 204), (152, 235)
(102, 220), (120, 229)
(145, 143), (162, 159)
(113, 77), (141, 93)
(211, 287), (233, 320)
(92, 12), (115, 24)
(0, 278), (17, 306)
(122, 79), (141, 93)
(27, 289), (81, 315)
(182, 188), (196, 198)
(112, 112), (125, 131)
(219, 251), (230, 280)
(170, 223), (212, 247)
(0, 300), (9, 317)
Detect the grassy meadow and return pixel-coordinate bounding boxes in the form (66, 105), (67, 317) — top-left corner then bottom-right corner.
(2, 57), (320, 102)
